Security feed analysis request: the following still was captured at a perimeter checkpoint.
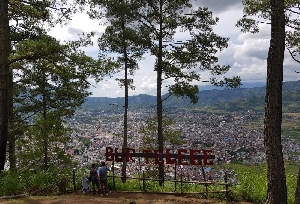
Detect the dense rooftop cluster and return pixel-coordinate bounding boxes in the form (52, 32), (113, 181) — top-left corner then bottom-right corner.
(65, 110), (300, 182)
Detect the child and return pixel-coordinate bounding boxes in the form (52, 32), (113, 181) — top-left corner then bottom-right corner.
(81, 172), (90, 193)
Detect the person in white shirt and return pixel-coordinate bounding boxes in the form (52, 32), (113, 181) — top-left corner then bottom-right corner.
(98, 161), (111, 195)
(81, 172), (90, 193)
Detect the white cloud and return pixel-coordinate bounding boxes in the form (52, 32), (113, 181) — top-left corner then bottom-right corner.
(213, 8), (244, 41)
(237, 24), (271, 42)
(192, 0), (243, 14)
(234, 39), (269, 60)
(48, 11), (106, 44)
(47, 3), (300, 98)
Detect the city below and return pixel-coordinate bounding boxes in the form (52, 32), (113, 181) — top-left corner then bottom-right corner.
(65, 109), (300, 182)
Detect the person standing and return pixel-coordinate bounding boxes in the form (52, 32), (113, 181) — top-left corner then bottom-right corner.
(81, 172), (90, 193)
(98, 161), (110, 195)
(90, 163), (100, 195)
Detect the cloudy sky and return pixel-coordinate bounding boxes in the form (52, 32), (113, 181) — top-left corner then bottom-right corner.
(49, 0), (299, 98)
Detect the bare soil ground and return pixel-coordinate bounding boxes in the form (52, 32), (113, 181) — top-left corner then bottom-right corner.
(0, 191), (254, 204)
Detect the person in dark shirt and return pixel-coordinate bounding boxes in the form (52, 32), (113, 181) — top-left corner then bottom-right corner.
(90, 163), (100, 195)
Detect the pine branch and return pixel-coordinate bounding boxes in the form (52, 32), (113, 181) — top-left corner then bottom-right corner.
(9, 53), (42, 65)
(286, 8), (300, 15)
(18, 0), (68, 11)
(287, 47), (300, 64)
(162, 93), (172, 102)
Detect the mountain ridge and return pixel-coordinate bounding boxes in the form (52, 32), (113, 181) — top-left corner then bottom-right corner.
(80, 80), (300, 113)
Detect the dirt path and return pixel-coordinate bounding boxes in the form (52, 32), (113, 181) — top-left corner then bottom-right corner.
(0, 191), (254, 204)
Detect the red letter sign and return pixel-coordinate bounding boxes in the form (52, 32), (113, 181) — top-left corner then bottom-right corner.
(115, 148), (123, 162)
(154, 149), (164, 164)
(126, 148), (135, 162)
(190, 149), (202, 165)
(177, 149), (188, 165)
(166, 149), (175, 164)
(106, 147), (113, 161)
(143, 150), (152, 164)
(203, 149), (213, 165)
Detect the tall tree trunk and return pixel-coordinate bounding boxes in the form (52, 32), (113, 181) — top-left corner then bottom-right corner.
(157, 0), (164, 186)
(121, 6), (128, 183)
(264, 0), (287, 203)
(42, 73), (48, 170)
(8, 71), (16, 170)
(295, 169), (300, 204)
(122, 63), (128, 183)
(0, 0), (10, 171)
(42, 105), (48, 170)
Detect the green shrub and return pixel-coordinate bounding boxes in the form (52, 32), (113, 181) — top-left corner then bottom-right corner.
(1, 163), (297, 204)
(286, 171), (297, 204)
(0, 171), (26, 196)
(0, 168), (74, 196)
(232, 169), (267, 202)
(228, 163), (298, 204)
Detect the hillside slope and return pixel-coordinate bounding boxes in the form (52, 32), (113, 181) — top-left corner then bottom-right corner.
(79, 80), (300, 113)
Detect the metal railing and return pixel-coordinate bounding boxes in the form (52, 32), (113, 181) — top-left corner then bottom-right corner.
(107, 171), (232, 199)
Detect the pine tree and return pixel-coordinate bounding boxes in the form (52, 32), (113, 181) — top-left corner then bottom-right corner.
(237, 0), (297, 203)
(0, 0), (10, 171)
(1, 0), (75, 170)
(264, 0), (286, 202)
(134, 0), (240, 185)
(13, 34), (105, 170)
(88, 0), (150, 182)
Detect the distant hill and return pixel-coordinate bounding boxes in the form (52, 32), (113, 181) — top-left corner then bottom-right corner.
(79, 80), (300, 113)
(200, 81), (266, 90)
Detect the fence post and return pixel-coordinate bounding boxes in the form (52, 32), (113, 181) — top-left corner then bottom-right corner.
(205, 182), (208, 199)
(72, 168), (76, 191)
(201, 166), (208, 198)
(174, 161), (177, 192)
(112, 159), (115, 190)
(138, 157), (142, 190)
(224, 169), (228, 199)
(142, 171), (145, 192)
(180, 174), (183, 194)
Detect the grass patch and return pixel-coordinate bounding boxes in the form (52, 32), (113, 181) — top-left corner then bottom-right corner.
(226, 163), (298, 204)
(0, 164), (298, 204)
(282, 128), (300, 142)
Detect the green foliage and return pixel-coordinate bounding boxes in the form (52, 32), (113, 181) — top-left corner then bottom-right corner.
(228, 164), (298, 204)
(11, 32), (113, 170)
(80, 137), (91, 148)
(282, 128), (300, 142)
(12, 34), (101, 118)
(139, 116), (185, 150)
(3, 0), (117, 171)
(0, 171), (25, 196)
(16, 112), (73, 170)
(208, 87), (300, 113)
(86, 0), (241, 103)
(0, 168), (72, 196)
(88, 0), (149, 89)
(232, 166), (267, 202)
(110, 177), (141, 191)
(0, 164), (298, 203)
(138, 115), (185, 182)
(109, 173), (226, 198)
(210, 94), (265, 112)
(148, 2), (241, 102)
